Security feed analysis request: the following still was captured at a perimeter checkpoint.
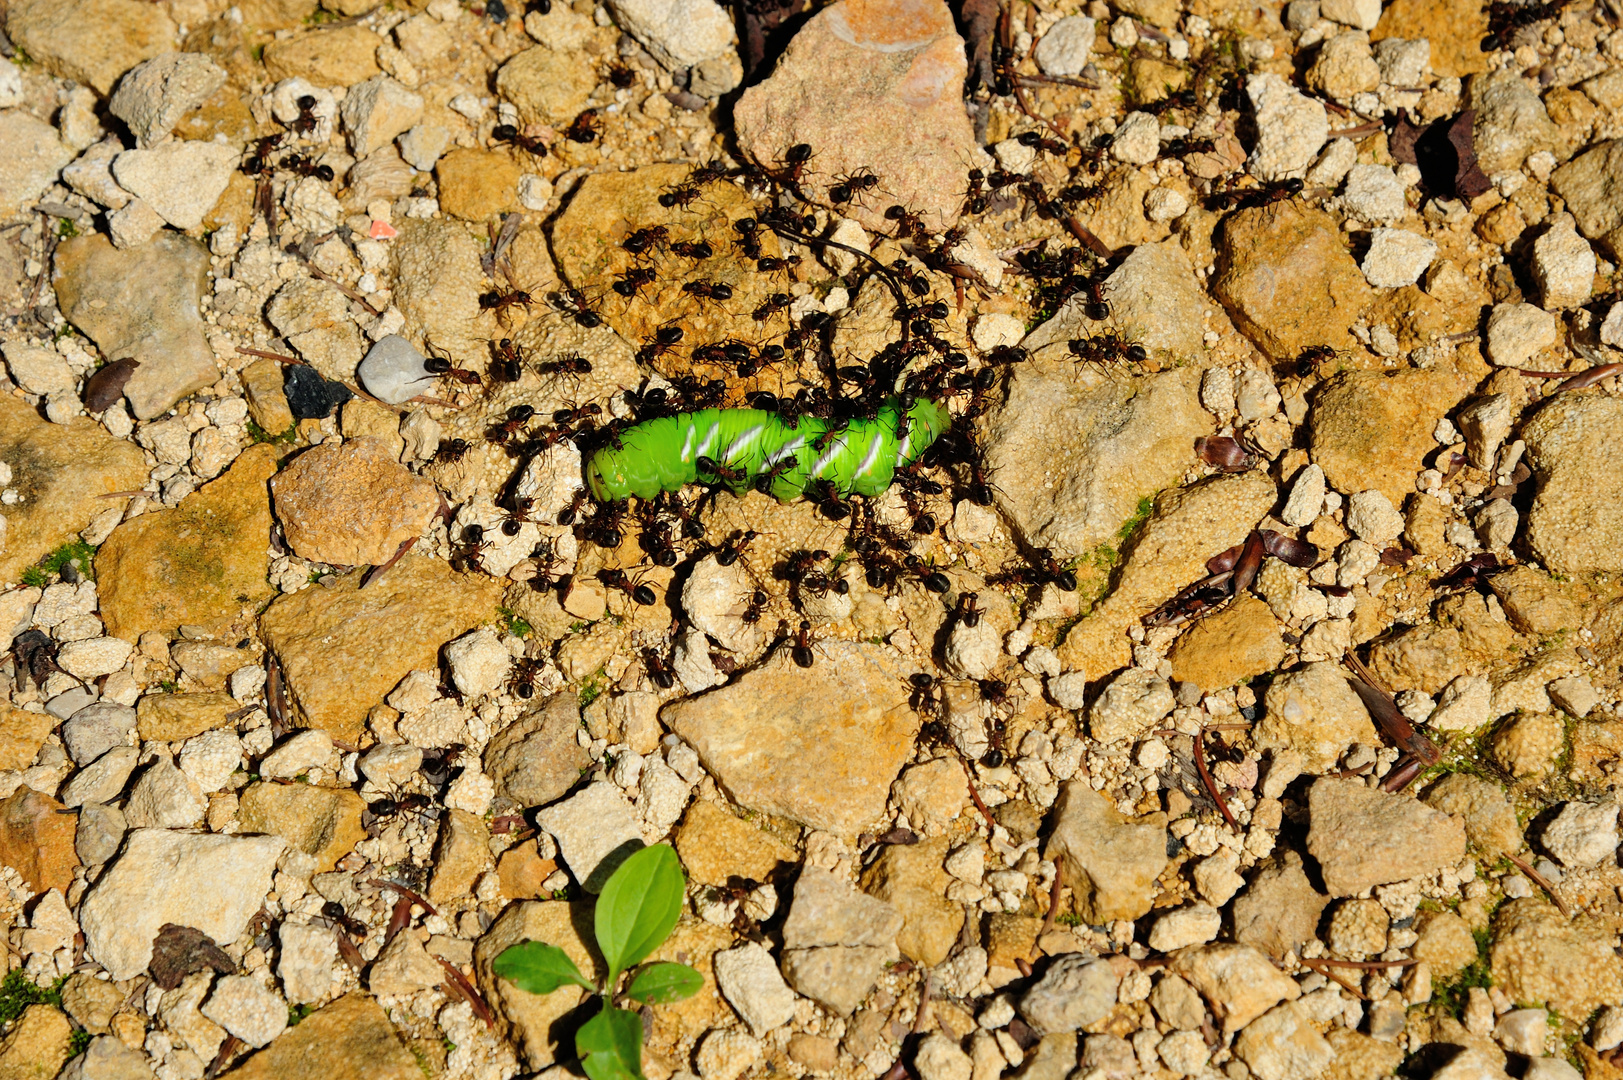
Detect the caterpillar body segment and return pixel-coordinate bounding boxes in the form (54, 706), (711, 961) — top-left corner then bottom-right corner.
(584, 398), (951, 503)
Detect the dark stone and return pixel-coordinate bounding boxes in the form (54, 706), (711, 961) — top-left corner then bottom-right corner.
(283, 364), (352, 420)
(148, 922), (235, 989)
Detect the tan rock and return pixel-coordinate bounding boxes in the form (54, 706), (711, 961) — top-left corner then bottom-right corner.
(890, 758), (968, 835)
(1172, 944), (1301, 1034)
(96, 446), (278, 641)
(260, 26), (383, 85)
(549, 163), (791, 358)
(495, 45), (597, 127)
(6, 0), (175, 93)
(1306, 777), (1466, 897)
(0, 1004), (72, 1079)
(1058, 471), (1276, 678)
(475, 900), (600, 1070)
(258, 554), (502, 741)
(136, 692), (238, 742)
(0, 705), (53, 772)
(1253, 661), (1380, 772)
(673, 799), (798, 888)
(219, 993), (419, 1080)
(0, 786), (78, 894)
(1372, 0), (1490, 78)
(52, 232), (222, 421)
(1167, 595), (1287, 692)
(59, 972), (124, 1034)
(1310, 369), (1472, 508)
(0, 394), (147, 584)
(430, 809), (490, 904)
(496, 840), (556, 900)
(240, 358), (294, 436)
(1212, 202), (1375, 362)
(436, 149), (525, 222)
(269, 437), (439, 567)
(1522, 395), (1623, 574)
(859, 836), (964, 967)
(1491, 898), (1623, 1017)
(1368, 624), (1464, 695)
(1231, 850), (1329, 959)
(1491, 712), (1563, 778)
(1045, 782), (1167, 924)
(732, 0), (978, 235)
(1487, 566), (1579, 636)
(1421, 773), (1523, 857)
(236, 783), (365, 873)
(662, 643), (916, 835)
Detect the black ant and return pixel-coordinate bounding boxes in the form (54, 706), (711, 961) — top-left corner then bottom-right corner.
(450, 525), (491, 572)
(556, 488), (590, 526)
(904, 555), (951, 593)
(682, 280), (733, 302)
(281, 153), (334, 182)
(489, 339), (524, 383)
(614, 266), (657, 298)
(714, 529), (757, 566)
(829, 169), (880, 204)
(480, 287), (535, 318)
(1016, 130), (1068, 156)
(242, 133), (285, 176)
(753, 293), (792, 321)
(636, 324), (685, 364)
(1206, 177), (1303, 211)
(489, 404), (536, 447)
(565, 109), (601, 143)
(696, 456), (748, 485)
(659, 184), (704, 210)
(884, 204), (928, 238)
(491, 124), (548, 156)
(291, 94), (321, 136)
(606, 62), (636, 88)
(739, 590), (767, 623)
(1069, 334), (1147, 365)
(908, 673), (944, 722)
(775, 619), (816, 667)
(599, 568), (657, 606)
(424, 356), (484, 388)
(954, 592), (983, 627)
(435, 437), (471, 465)
(642, 647), (676, 690)
(558, 288), (602, 328)
(776, 143), (814, 183)
(809, 478), (851, 521)
(670, 240), (713, 259)
(320, 900), (372, 937)
(552, 404), (602, 428)
(624, 226), (670, 255)
(509, 655), (545, 699)
(538, 352), (592, 377)
(582, 501), (627, 547)
(733, 218), (763, 259)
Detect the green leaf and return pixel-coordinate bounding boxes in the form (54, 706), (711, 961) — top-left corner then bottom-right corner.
(576, 1003), (644, 1080)
(491, 942), (594, 996)
(625, 963), (702, 1004)
(595, 844), (685, 984)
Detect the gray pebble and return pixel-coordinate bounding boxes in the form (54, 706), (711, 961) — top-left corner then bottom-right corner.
(357, 335), (436, 405)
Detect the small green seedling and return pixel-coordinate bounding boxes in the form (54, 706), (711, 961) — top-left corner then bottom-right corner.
(492, 844), (700, 1080)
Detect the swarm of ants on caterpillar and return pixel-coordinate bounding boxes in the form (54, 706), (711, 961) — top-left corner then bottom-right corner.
(406, 108), (1275, 737)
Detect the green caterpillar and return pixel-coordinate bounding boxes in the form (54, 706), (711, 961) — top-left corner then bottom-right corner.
(585, 398), (951, 502)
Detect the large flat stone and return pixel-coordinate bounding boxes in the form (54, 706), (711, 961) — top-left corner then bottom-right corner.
(96, 446), (277, 641)
(258, 554), (503, 741)
(661, 642), (915, 835)
(0, 394), (147, 585)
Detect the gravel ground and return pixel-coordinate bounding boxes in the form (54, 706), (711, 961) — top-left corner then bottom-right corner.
(1, 0), (1623, 1078)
